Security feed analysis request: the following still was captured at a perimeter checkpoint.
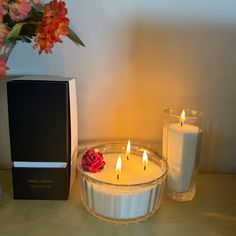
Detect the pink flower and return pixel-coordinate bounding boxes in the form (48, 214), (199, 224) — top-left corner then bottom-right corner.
(9, 0), (32, 22)
(0, 0), (32, 22)
(0, 57), (8, 78)
(0, 0), (8, 16)
(82, 149), (106, 173)
(0, 23), (9, 47)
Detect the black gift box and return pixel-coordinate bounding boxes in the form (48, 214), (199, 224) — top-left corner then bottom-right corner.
(7, 76), (78, 200)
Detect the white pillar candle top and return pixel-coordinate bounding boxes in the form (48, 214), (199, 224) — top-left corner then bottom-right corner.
(169, 123), (199, 134)
(85, 153), (163, 185)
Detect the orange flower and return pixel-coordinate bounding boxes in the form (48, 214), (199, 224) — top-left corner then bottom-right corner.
(33, 0), (69, 54)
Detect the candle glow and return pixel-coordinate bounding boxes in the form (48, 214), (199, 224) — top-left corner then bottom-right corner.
(116, 156), (122, 180)
(142, 151), (148, 171)
(126, 140), (131, 160)
(180, 110), (185, 127)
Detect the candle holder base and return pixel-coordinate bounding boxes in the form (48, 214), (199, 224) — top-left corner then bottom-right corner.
(81, 199), (162, 224)
(167, 184), (196, 202)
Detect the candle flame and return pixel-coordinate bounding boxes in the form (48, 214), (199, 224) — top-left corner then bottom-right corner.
(126, 140), (131, 160)
(116, 156), (122, 180)
(180, 110), (185, 127)
(142, 151), (148, 171)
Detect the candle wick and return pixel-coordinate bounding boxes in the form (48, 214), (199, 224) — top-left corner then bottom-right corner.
(144, 166), (146, 171)
(126, 156), (129, 160)
(117, 174), (119, 180)
(180, 121), (183, 127)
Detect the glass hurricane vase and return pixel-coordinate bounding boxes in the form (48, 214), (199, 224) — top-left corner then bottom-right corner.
(0, 40), (16, 61)
(0, 40), (16, 197)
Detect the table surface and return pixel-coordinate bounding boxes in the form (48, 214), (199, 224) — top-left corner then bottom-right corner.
(0, 171), (236, 236)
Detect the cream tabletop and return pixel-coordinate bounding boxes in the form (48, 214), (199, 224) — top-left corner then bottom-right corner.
(0, 170), (236, 236)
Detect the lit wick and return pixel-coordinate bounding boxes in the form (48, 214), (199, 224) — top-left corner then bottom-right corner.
(116, 156), (122, 180)
(126, 140), (131, 160)
(117, 174), (120, 180)
(142, 151), (148, 171)
(180, 110), (185, 127)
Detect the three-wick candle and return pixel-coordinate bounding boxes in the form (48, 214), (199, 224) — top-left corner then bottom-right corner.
(79, 142), (168, 222)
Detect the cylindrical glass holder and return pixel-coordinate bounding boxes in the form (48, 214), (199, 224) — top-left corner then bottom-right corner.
(162, 108), (204, 201)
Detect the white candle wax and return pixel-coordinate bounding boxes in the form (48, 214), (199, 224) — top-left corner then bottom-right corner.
(82, 153), (163, 219)
(165, 123), (200, 192)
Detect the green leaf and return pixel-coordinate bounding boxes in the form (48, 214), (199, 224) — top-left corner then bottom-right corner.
(67, 28), (85, 47)
(5, 22), (28, 41)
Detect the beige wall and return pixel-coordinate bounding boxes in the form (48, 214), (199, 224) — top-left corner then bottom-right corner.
(0, 1), (236, 172)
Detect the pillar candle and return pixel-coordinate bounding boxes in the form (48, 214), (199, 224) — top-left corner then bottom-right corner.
(164, 123), (201, 192)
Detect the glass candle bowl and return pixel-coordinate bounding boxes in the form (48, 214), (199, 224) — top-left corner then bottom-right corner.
(162, 108), (204, 201)
(77, 143), (168, 223)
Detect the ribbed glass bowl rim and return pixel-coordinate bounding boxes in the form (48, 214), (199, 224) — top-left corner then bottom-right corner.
(164, 108), (204, 118)
(77, 142), (169, 188)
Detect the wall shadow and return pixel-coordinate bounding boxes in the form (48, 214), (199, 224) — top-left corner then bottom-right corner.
(116, 20), (236, 172)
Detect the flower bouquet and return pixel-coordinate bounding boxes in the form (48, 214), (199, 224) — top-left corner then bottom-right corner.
(0, 0), (84, 77)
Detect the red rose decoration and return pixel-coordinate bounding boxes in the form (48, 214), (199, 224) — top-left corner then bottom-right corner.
(82, 149), (105, 173)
